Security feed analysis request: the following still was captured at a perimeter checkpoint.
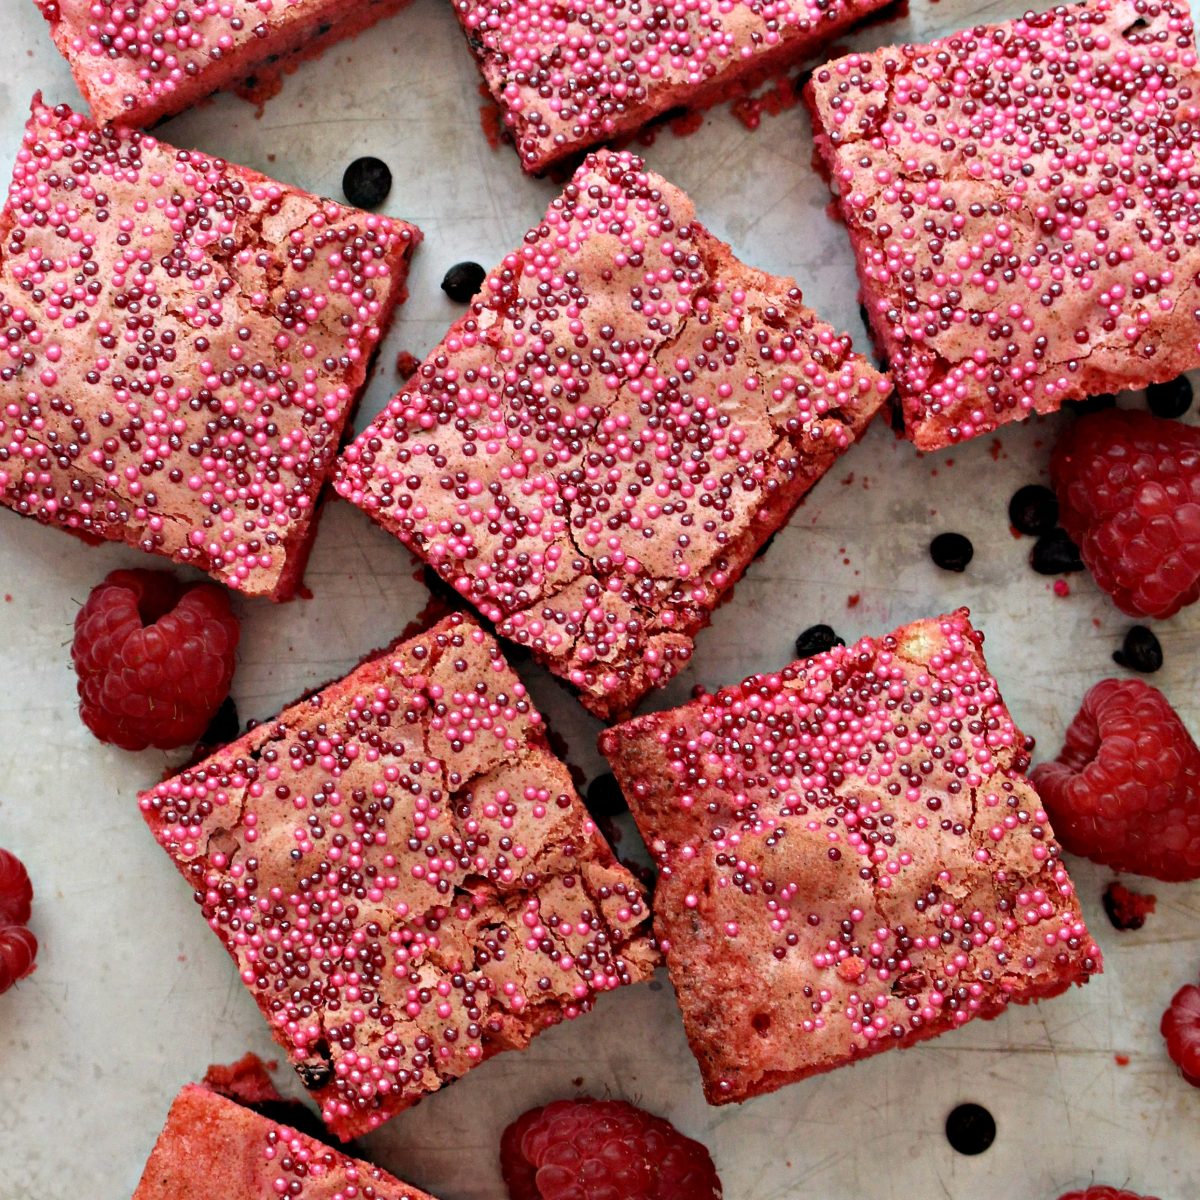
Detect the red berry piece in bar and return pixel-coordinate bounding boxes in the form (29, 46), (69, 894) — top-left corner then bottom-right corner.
(805, 0), (1200, 450)
(133, 1084), (439, 1199)
(72, 569), (240, 751)
(1032, 679), (1200, 882)
(0, 847), (37, 997)
(501, 1098), (722, 1200)
(1161, 980), (1200, 1087)
(453, 0), (894, 174)
(336, 149), (889, 720)
(0, 97), (421, 599)
(601, 609), (1101, 1105)
(140, 613), (656, 1140)
(35, 0), (414, 128)
(1051, 409), (1200, 620)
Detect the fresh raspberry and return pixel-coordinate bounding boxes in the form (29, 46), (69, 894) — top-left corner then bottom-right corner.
(1050, 409), (1200, 619)
(0, 847), (36, 997)
(1032, 679), (1200, 882)
(1161, 981), (1200, 1088)
(0, 847), (33, 927)
(72, 569), (240, 751)
(500, 1099), (722, 1200)
(1057, 1189), (1160, 1200)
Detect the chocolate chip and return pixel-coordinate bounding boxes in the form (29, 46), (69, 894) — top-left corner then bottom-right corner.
(1008, 484), (1058, 536)
(930, 532), (973, 572)
(199, 695), (239, 747)
(1066, 392), (1117, 414)
(945, 1103), (996, 1155)
(341, 157), (393, 210)
(1030, 528), (1083, 574)
(295, 1060), (333, 1090)
(1112, 625), (1163, 673)
(1146, 375), (1193, 419)
(794, 624), (845, 658)
(441, 262), (487, 303)
(586, 773), (628, 816)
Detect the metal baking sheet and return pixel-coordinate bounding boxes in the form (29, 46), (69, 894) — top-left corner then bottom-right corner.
(1, 1), (1198, 1196)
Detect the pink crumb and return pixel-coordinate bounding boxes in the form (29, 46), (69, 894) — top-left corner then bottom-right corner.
(847, 593), (861, 608)
(1053, 580), (1070, 598)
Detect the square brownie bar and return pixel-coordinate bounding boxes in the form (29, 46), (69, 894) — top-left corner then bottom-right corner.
(140, 613), (656, 1141)
(453, 0), (895, 173)
(35, 0), (412, 128)
(806, 0), (1200, 451)
(0, 97), (420, 599)
(600, 608), (1101, 1105)
(336, 150), (889, 719)
(134, 1084), (438, 1199)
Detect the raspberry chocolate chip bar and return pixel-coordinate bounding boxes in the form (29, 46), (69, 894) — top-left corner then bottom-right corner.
(805, 0), (1200, 451)
(600, 608), (1101, 1105)
(453, 0), (894, 174)
(140, 613), (656, 1141)
(0, 97), (420, 599)
(35, 0), (412, 128)
(336, 150), (889, 720)
(134, 1083), (438, 1198)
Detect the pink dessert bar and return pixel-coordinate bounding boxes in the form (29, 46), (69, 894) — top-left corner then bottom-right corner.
(601, 608), (1101, 1104)
(453, 0), (895, 173)
(0, 97), (420, 599)
(140, 613), (657, 1140)
(806, 0), (1200, 450)
(35, 0), (412, 128)
(336, 149), (890, 720)
(134, 1084), (438, 1199)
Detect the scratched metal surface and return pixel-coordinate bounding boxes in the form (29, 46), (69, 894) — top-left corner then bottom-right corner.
(0, 0), (1198, 1196)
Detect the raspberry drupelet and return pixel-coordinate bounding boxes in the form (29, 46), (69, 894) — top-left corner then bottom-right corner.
(0, 97), (421, 599)
(601, 608), (1101, 1105)
(140, 613), (657, 1141)
(452, 0), (893, 174)
(335, 149), (889, 720)
(35, 0), (414, 129)
(805, 0), (1200, 451)
(133, 1083), (439, 1199)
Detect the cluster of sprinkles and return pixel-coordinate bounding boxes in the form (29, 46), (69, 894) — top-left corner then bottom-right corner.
(604, 610), (1100, 1101)
(0, 98), (417, 597)
(454, 0), (893, 170)
(139, 615), (655, 1140)
(337, 150), (888, 716)
(136, 1085), (438, 1199)
(806, 0), (1200, 449)
(34, 0), (408, 125)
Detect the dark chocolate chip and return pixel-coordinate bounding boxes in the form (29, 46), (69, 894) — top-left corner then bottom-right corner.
(1112, 625), (1163, 673)
(1146, 375), (1194, 420)
(441, 262), (487, 303)
(1066, 392), (1117, 415)
(295, 1060), (333, 1090)
(1030, 528), (1083, 575)
(794, 624), (845, 658)
(199, 695), (240, 748)
(1007, 484), (1059, 537)
(586, 773), (628, 816)
(945, 1103), (996, 1156)
(341, 157), (393, 210)
(930, 532), (974, 572)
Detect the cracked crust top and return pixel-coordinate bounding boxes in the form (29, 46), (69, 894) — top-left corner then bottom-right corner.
(805, 0), (1200, 451)
(452, 0), (895, 173)
(335, 150), (889, 719)
(600, 608), (1101, 1104)
(133, 1085), (439, 1199)
(139, 613), (657, 1141)
(0, 97), (420, 599)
